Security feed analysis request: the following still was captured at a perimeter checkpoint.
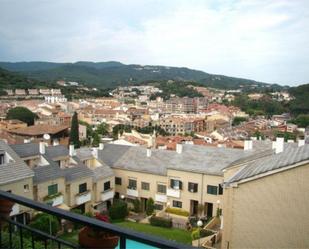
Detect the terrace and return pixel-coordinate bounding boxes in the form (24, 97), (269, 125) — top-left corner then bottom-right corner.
(0, 190), (195, 249)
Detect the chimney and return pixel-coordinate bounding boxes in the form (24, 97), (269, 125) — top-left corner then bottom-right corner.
(176, 143), (183, 154)
(146, 147), (152, 157)
(99, 143), (104, 150)
(39, 142), (45, 154)
(244, 140), (252, 151)
(298, 139), (305, 147)
(69, 144), (75, 157)
(92, 148), (98, 159)
(275, 137), (284, 154)
(272, 141), (276, 149)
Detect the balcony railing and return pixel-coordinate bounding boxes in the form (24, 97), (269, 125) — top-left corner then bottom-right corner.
(126, 187), (138, 197)
(101, 189), (115, 202)
(75, 190), (91, 205)
(0, 190), (194, 249)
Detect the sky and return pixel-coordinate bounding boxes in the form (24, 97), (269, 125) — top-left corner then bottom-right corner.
(0, 0), (309, 86)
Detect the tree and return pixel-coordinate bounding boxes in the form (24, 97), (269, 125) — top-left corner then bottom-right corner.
(69, 112), (80, 148)
(96, 122), (109, 136)
(29, 213), (60, 236)
(6, 106), (38, 125)
(290, 114), (309, 128)
(92, 132), (100, 147)
(146, 198), (155, 216)
(232, 117), (248, 126)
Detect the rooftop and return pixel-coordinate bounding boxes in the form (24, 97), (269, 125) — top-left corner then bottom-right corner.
(97, 142), (273, 176)
(9, 124), (69, 136)
(226, 143), (309, 184)
(0, 140), (34, 185)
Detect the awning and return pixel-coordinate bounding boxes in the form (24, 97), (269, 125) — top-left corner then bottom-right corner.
(55, 203), (71, 211)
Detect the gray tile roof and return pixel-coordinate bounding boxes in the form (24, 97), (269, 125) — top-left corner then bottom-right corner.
(10, 143), (39, 158)
(0, 140), (34, 185)
(11, 143), (93, 184)
(98, 143), (272, 176)
(75, 147), (114, 182)
(227, 144), (309, 183)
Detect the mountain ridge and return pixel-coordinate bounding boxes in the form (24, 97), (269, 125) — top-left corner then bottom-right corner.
(0, 61), (284, 90)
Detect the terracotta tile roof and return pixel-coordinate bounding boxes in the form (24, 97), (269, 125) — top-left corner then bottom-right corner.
(9, 124), (69, 136)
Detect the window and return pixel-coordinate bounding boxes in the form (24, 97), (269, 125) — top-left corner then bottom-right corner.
(141, 182), (150, 191)
(79, 183), (87, 194)
(207, 185), (218, 195)
(170, 179), (182, 190)
(188, 182), (198, 193)
(48, 184), (58, 196)
(0, 153), (5, 165)
(24, 184), (30, 193)
(128, 179), (137, 190)
(218, 184), (223, 195)
(173, 200), (182, 208)
(157, 184), (166, 194)
(104, 181), (111, 191)
(115, 177), (122, 185)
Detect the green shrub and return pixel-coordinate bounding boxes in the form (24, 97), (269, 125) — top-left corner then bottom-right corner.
(109, 200), (128, 221)
(165, 207), (189, 217)
(146, 198), (155, 216)
(29, 213), (60, 236)
(133, 199), (141, 213)
(191, 228), (200, 240)
(149, 215), (172, 228)
(200, 229), (214, 238)
(1, 231), (44, 249)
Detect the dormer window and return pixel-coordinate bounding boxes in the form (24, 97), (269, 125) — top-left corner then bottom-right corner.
(0, 152), (5, 165)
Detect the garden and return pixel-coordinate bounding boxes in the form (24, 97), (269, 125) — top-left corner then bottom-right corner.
(0, 198), (219, 248)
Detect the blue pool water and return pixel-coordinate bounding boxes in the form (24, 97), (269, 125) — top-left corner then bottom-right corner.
(116, 239), (157, 249)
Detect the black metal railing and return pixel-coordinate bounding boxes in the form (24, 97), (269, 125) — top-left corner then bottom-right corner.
(0, 190), (196, 249)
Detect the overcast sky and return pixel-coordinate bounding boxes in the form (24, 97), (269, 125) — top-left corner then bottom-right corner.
(1, 0), (309, 86)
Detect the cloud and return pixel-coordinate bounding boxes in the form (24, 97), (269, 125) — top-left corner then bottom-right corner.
(0, 0), (308, 85)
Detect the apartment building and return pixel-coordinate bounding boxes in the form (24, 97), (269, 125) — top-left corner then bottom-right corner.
(7, 124), (69, 145)
(159, 116), (207, 135)
(91, 142), (271, 217)
(76, 146), (115, 211)
(222, 139), (309, 248)
(0, 140), (34, 223)
(9, 142), (116, 214)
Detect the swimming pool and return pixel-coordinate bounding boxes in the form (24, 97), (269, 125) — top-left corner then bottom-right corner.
(116, 239), (157, 249)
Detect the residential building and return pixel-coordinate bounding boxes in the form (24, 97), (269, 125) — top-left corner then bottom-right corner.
(222, 139), (309, 248)
(0, 140), (34, 223)
(7, 124), (69, 145)
(0, 119), (27, 131)
(91, 142), (272, 217)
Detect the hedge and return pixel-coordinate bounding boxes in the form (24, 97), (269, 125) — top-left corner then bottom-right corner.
(149, 215), (172, 228)
(165, 207), (189, 217)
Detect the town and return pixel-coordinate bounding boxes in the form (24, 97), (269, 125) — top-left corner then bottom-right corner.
(0, 0), (309, 248)
(0, 77), (308, 249)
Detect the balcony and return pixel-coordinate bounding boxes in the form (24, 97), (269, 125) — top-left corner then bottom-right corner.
(43, 193), (64, 207)
(75, 190), (91, 205)
(167, 188), (181, 198)
(101, 189), (115, 202)
(126, 187), (138, 197)
(0, 190), (193, 249)
(155, 193), (167, 203)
